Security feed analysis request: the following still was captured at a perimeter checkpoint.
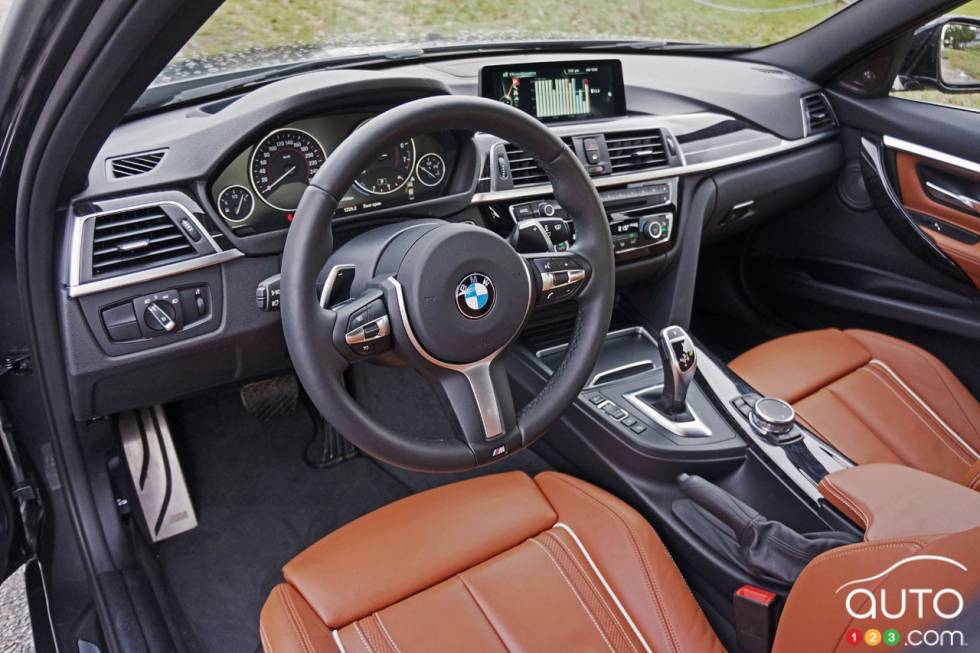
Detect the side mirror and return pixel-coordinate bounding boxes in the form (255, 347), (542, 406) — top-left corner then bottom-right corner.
(939, 21), (980, 90)
(897, 16), (980, 94)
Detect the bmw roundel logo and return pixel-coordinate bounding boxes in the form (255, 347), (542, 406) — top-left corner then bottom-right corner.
(455, 273), (495, 319)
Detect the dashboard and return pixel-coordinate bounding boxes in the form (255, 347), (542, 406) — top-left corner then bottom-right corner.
(60, 53), (844, 420)
(209, 113), (459, 235)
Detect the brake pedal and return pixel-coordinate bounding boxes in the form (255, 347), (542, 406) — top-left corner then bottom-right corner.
(119, 406), (197, 542)
(240, 374), (299, 420)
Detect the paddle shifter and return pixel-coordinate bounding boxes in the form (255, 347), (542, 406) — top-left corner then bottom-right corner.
(655, 325), (698, 417)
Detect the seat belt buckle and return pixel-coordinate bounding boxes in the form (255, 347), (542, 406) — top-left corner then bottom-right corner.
(734, 584), (778, 653)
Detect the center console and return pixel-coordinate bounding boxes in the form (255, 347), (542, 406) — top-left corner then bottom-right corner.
(512, 317), (862, 651)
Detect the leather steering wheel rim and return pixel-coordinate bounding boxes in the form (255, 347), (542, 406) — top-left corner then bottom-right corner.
(281, 95), (614, 472)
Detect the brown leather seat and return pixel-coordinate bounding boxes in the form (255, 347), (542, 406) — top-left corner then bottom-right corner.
(260, 470), (980, 653)
(260, 471), (725, 653)
(730, 328), (980, 489)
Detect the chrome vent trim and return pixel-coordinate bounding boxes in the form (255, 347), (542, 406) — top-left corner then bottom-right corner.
(90, 205), (195, 278)
(107, 149), (168, 179)
(605, 129), (668, 174)
(801, 93), (837, 136)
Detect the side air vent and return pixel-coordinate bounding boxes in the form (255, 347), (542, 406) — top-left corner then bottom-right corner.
(801, 93), (836, 134)
(107, 149), (167, 179)
(90, 206), (196, 277)
(503, 137), (574, 187)
(606, 129), (668, 174)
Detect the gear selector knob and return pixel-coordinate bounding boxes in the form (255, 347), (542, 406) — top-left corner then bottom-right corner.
(656, 325), (697, 415)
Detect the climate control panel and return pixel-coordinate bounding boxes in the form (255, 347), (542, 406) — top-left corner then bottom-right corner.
(501, 178), (678, 261)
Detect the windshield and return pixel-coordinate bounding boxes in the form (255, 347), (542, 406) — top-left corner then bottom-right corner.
(155, 0), (858, 86)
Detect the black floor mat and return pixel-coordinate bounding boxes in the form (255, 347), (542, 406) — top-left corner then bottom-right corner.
(157, 375), (551, 653)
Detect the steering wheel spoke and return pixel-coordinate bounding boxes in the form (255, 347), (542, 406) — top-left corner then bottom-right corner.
(431, 357), (523, 461)
(522, 251), (592, 307)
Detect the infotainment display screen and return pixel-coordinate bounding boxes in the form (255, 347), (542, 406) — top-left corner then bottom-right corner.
(480, 60), (625, 124)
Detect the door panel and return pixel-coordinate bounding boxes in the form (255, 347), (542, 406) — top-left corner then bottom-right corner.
(892, 145), (980, 286)
(737, 93), (980, 396)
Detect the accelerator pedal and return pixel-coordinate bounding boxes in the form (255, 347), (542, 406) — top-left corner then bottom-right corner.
(240, 374), (299, 420)
(119, 406), (197, 542)
(302, 394), (358, 468)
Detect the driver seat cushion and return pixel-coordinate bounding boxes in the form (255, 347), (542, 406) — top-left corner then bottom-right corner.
(260, 471), (725, 653)
(729, 328), (980, 487)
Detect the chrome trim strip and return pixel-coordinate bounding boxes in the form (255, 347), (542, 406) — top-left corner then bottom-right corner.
(535, 326), (656, 359)
(471, 132), (835, 204)
(68, 249), (243, 298)
(67, 199), (238, 297)
(553, 523), (654, 653)
(882, 135), (980, 175)
(587, 360), (658, 388)
(624, 385), (712, 438)
(869, 359), (979, 459)
(389, 270), (533, 441)
(925, 181), (980, 213)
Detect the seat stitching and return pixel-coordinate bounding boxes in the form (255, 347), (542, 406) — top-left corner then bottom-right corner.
(547, 474), (680, 653)
(864, 331), (980, 437)
(260, 622), (274, 653)
(865, 366), (972, 465)
(868, 360), (979, 460)
(278, 586), (315, 653)
(457, 573), (513, 653)
(353, 621), (375, 653)
(545, 530), (640, 653)
(824, 384), (914, 466)
(821, 479), (871, 532)
(530, 537), (615, 652)
(373, 613), (402, 653)
(805, 540), (923, 568)
(968, 467), (980, 489)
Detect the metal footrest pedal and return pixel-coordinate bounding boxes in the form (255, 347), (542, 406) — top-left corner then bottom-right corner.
(119, 406), (197, 542)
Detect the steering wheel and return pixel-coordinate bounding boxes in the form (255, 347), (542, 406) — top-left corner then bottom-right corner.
(281, 96), (614, 472)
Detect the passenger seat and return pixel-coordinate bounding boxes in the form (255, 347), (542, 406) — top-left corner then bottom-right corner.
(730, 329), (980, 489)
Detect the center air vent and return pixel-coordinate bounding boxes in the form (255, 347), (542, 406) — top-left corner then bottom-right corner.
(107, 149), (167, 179)
(801, 93), (837, 134)
(503, 137), (575, 187)
(90, 205), (197, 278)
(605, 129), (668, 174)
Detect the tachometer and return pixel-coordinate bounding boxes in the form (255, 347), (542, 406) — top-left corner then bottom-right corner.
(415, 153), (446, 187)
(249, 128), (326, 211)
(354, 139), (415, 195)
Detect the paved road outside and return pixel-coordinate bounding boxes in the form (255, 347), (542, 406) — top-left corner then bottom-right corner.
(0, 565), (33, 653)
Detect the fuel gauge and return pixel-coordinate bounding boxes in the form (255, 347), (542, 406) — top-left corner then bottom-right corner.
(217, 185), (254, 223)
(415, 153), (446, 187)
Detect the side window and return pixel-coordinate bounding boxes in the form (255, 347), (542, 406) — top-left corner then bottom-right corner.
(891, 2), (980, 111)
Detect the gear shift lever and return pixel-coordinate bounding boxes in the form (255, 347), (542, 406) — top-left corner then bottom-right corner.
(655, 325), (697, 416)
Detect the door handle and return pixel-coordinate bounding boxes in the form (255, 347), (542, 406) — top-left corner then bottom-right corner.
(925, 181), (980, 214)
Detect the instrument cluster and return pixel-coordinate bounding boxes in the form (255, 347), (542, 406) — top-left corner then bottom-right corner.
(209, 112), (457, 236)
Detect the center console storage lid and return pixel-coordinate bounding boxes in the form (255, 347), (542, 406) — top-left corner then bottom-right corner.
(818, 463), (980, 541)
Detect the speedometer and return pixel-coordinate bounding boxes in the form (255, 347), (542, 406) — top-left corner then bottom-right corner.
(354, 139), (415, 195)
(249, 128), (326, 211)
